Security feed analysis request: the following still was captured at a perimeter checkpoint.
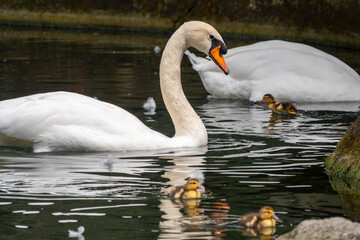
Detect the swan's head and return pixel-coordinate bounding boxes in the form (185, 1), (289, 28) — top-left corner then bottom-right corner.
(182, 21), (229, 75)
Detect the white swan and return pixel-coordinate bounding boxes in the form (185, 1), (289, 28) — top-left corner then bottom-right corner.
(0, 21), (229, 153)
(186, 40), (360, 102)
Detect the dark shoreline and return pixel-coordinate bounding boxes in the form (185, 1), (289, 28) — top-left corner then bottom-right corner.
(0, 9), (359, 49)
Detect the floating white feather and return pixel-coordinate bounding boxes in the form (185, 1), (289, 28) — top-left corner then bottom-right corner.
(101, 154), (114, 171)
(189, 168), (205, 184)
(68, 226), (85, 238)
(143, 97), (156, 115)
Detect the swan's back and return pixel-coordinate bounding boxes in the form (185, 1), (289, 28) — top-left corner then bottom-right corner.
(186, 40), (360, 102)
(0, 92), (168, 152)
(226, 40), (359, 81)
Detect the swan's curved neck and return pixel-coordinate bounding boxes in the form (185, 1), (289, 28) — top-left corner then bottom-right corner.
(160, 26), (207, 145)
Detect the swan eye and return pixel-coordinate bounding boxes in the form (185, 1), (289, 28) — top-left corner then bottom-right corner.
(209, 34), (214, 40)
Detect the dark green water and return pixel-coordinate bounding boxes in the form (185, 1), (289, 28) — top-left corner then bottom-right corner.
(0, 29), (359, 239)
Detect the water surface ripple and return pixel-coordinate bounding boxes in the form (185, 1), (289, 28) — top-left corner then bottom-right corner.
(0, 28), (359, 239)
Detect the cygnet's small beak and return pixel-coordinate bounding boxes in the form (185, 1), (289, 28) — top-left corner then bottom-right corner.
(272, 213), (279, 220)
(209, 40), (229, 75)
(197, 184), (205, 190)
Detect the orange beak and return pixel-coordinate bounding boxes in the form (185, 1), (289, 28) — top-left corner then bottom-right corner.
(209, 45), (229, 75)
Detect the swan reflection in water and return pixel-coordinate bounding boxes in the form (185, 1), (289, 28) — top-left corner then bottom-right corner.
(158, 153), (276, 240)
(158, 152), (231, 239)
(159, 153), (209, 239)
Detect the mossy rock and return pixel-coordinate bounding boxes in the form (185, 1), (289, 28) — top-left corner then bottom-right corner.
(328, 175), (360, 219)
(325, 114), (360, 186)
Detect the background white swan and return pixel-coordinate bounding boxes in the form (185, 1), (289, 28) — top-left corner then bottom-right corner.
(186, 40), (360, 102)
(0, 21), (229, 153)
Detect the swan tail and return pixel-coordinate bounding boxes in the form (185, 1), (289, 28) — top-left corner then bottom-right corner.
(184, 50), (209, 71)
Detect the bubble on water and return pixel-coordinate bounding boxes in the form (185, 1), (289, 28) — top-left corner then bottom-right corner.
(153, 46), (161, 54)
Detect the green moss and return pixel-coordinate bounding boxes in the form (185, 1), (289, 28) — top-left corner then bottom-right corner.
(0, 9), (172, 33)
(328, 170), (360, 220)
(326, 155), (360, 187)
(0, 9), (359, 48)
(325, 115), (360, 186)
(326, 116), (360, 220)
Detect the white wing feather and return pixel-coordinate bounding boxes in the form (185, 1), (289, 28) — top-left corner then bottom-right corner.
(0, 92), (169, 152)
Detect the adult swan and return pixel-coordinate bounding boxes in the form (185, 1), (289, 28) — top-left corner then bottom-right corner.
(186, 40), (360, 102)
(0, 21), (229, 153)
